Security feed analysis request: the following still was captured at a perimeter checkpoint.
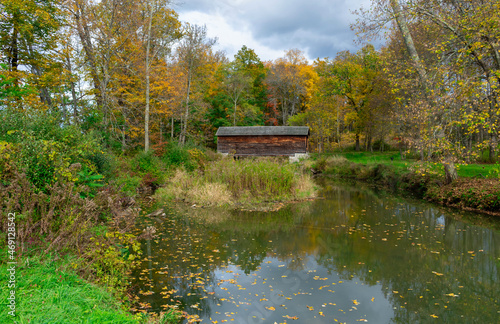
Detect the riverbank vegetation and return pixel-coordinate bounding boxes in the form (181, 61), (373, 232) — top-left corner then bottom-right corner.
(310, 151), (500, 216)
(155, 157), (317, 210)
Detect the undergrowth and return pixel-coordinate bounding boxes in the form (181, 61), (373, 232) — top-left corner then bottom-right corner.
(154, 157), (317, 209)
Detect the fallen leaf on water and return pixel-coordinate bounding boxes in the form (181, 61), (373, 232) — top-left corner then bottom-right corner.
(432, 271), (444, 276)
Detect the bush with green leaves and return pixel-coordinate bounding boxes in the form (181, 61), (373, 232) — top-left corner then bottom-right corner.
(159, 141), (198, 171)
(0, 109), (108, 191)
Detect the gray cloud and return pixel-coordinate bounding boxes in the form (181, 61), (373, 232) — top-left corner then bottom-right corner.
(176, 0), (371, 60)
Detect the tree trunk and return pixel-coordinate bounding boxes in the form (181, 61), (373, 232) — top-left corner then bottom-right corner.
(444, 161), (458, 185)
(171, 116), (174, 139)
(233, 100), (237, 126)
(73, 1), (103, 108)
(390, 0), (429, 89)
(489, 133), (497, 163)
(64, 51), (79, 123)
(180, 74), (191, 145)
(355, 133), (360, 151)
(144, 2), (153, 152)
(10, 17), (18, 75)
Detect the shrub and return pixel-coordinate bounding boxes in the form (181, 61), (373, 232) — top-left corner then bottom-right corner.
(0, 110), (106, 191)
(0, 141), (18, 185)
(84, 150), (114, 178)
(157, 141), (210, 171)
(19, 137), (76, 192)
(115, 174), (142, 197)
(132, 150), (165, 183)
(84, 231), (141, 290)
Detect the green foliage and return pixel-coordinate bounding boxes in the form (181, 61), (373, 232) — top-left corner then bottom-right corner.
(160, 141), (198, 171)
(0, 110), (106, 190)
(0, 64), (33, 100)
(133, 151), (160, 174)
(84, 231), (141, 290)
(0, 141), (17, 185)
(0, 251), (139, 324)
(132, 150), (166, 185)
(76, 166), (105, 198)
(85, 150), (115, 178)
(115, 174), (142, 197)
(19, 137), (75, 192)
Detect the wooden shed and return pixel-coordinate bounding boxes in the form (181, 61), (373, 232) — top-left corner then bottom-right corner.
(216, 126), (309, 157)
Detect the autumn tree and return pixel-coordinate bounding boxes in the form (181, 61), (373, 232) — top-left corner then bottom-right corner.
(175, 24), (217, 145)
(321, 45), (383, 151)
(218, 60), (252, 126)
(355, 0), (500, 182)
(0, 0), (69, 110)
(141, 0), (181, 151)
(234, 45), (268, 116)
(265, 49), (318, 125)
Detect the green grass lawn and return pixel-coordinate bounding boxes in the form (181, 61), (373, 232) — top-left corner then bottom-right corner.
(324, 151), (500, 179)
(0, 252), (139, 324)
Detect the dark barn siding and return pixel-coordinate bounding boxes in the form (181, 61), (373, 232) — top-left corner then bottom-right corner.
(218, 136), (307, 156)
(216, 127), (309, 157)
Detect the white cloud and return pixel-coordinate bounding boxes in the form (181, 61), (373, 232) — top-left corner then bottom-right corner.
(176, 0), (373, 62)
(178, 11), (284, 61)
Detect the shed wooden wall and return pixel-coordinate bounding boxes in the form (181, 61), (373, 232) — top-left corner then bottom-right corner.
(217, 135), (308, 156)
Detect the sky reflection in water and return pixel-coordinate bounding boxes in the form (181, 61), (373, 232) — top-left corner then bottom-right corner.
(131, 181), (500, 323)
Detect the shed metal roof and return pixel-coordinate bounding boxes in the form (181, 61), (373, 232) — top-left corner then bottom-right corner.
(216, 126), (309, 137)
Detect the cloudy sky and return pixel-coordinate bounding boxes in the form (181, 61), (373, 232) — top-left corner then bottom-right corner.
(174, 0), (373, 62)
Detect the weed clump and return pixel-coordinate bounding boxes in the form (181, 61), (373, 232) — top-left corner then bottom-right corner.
(155, 157), (317, 209)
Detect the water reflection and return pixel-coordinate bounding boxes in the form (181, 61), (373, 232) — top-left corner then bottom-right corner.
(131, 181), (500, 323)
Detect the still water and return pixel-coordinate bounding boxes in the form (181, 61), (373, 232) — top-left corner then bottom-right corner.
(131, 181), (500, 323)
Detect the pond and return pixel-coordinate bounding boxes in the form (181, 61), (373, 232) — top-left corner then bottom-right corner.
(131, 181), (500, 323)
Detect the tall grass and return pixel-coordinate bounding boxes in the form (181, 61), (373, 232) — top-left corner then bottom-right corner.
(155, 157), (317, 208)
(204, 158), (296, 200)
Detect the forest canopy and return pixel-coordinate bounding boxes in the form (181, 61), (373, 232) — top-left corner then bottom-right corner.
(1, 0), (499, 165)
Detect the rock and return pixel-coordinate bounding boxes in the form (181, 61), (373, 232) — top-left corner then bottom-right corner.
(147, 209), (164, 217)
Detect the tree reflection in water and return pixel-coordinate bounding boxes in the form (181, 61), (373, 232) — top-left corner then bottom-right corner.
(131, 181), (500, 323)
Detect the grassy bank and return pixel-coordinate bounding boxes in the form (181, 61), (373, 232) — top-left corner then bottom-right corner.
(0, 251), (135, 323)
(0, 111), (187, 323)
(310, 152), (500, 216)
(0, 250), (181, 323)
(154, 157), (317, 210)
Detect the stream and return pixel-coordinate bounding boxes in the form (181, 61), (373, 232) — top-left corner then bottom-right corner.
(131, 180), (500, 323)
